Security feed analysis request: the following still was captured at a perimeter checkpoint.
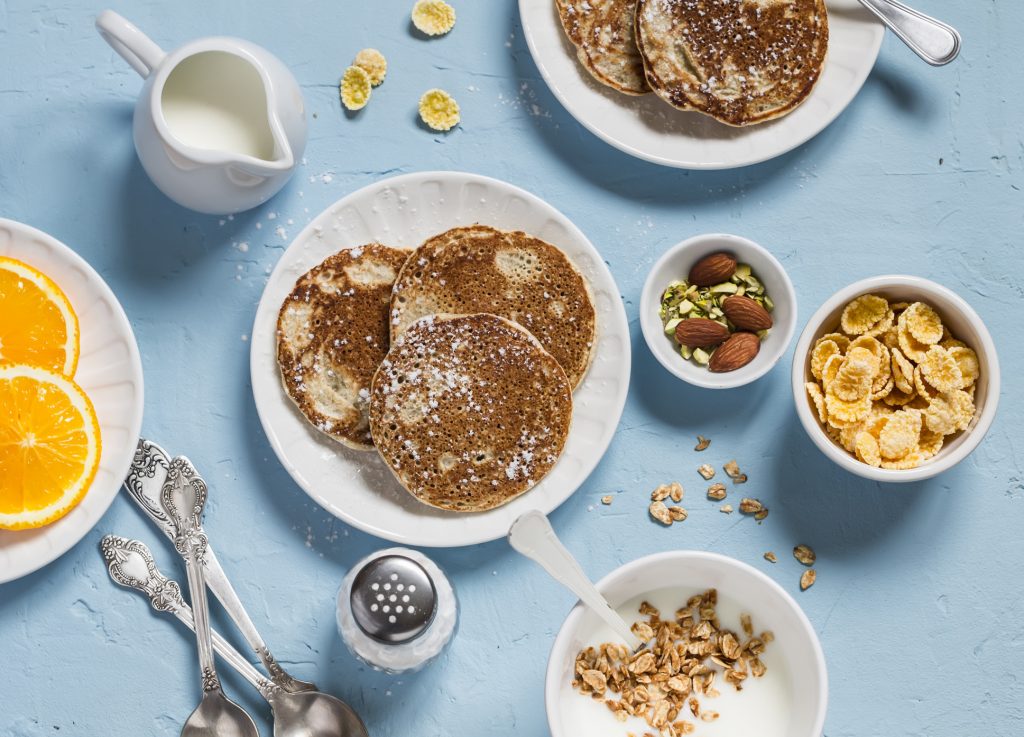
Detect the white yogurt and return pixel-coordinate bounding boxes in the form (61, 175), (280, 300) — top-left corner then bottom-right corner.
(562, 587), (794, 737)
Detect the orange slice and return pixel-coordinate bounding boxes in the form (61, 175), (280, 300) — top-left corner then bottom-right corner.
(0, 364), (101, 529)
(0, 256), (80, 375)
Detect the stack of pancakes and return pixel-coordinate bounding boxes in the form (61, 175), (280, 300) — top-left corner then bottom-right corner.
(557, 0), (829, 127)
(276, 225), (596, 513)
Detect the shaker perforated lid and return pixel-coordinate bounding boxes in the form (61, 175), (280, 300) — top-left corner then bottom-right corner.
(350, 554), (438, 644)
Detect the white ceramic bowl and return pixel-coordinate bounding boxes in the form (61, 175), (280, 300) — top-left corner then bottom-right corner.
(792, 275), (1000, 483)
(545, 551), (827, 737)
(640, 234), (797, 388)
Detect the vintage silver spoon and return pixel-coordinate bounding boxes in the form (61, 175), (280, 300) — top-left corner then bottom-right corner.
(125, 438), (315, 694)
(161, 456), (259, 737)
(509, 511), (643, 650)
(101, 535), (369, 737)
(858, 0), (961, 66)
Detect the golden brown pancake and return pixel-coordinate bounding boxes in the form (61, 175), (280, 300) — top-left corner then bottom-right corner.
(369, 314), (573, 512)
(556, 0), (650, 95)
(636, 0), (829, 126)
(389, 225), (596, 389)
(276, 244), (409, 450)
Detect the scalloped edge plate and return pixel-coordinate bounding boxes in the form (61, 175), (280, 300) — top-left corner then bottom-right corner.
(0, 219), (144, 584)
(250, 171), (630, 547)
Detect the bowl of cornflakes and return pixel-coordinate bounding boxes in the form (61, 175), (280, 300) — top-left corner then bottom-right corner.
(792, 276), (999, 482)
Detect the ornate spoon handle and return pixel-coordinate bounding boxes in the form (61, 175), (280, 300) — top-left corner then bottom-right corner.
(161, 455), (221, 694)
(124, 438), (316, 694)
(858, 0), (961, 66)
(100, 535), (278, 699)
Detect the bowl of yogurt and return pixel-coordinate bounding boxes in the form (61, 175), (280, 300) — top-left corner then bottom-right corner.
(545, 551), (827, 737)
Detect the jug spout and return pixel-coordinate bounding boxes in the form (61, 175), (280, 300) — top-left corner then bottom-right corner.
(225, 112), (295, 186)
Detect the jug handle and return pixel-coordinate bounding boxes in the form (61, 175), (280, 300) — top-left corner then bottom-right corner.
(96, 10), (165, 78)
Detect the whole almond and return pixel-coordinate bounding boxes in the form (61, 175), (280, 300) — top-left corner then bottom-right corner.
(688, 252), (737, 287)
(709, 332), (760, 372)
(674, 318), (730, 348)
(722, 295), (773, 331)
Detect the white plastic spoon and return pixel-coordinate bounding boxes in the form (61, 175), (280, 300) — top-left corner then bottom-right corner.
(509, 510), (641, 650)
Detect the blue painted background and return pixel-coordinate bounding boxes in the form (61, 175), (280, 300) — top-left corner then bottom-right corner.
(1, 1), (1022, 735)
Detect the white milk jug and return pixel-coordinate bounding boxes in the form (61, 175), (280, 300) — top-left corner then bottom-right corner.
(96, 10), (307, 215)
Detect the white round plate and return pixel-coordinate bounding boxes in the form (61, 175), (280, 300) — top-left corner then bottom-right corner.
(519, 0), (885, 169)
(0, 219), (144, 584)
(251, 171), (630, 547)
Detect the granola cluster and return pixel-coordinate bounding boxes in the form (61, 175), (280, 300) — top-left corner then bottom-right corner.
(572, 590), (773, 737)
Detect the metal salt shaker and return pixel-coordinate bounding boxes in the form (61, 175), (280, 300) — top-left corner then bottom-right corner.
(337, 547), (458, 674)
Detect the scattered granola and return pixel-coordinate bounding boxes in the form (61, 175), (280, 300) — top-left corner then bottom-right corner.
(649, 501), (673, 526)
(572, 590), (774, 737)
(793, 544), (816, 566)
(602, 495), (614, 505)
(723, 459), (747, 484)
(800, 569), (817, 591)
(694, 435), (711, 452)
(669, 506), (689, 522)
(652, 482), (684, 503)
(754, 508), (769, 522)
(706, 483), (727, 501)
(763, 552), (777, 563)
(738, 498), (764, 515)
(697, 464), (715, 480)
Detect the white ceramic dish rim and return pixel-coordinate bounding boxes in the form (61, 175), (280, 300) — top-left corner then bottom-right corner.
(518, 0), (884, 170)
(249, 170), (631, 547)
(640, 233), (797, 389)
(544, 550), (828, 737)
(0, 218), (144, 584)
(791, 275), (1001, 483)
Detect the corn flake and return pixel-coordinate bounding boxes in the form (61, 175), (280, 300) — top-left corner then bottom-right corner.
(821, 353), (843, 387)
(818, 333), (850, 353)
(419, 88), (460, 131)
(811, 340), (839, 380)
(919, 345), (962, 394)
(878, 410), (922, 460)
(918, 428), (944, 459)
(340, 65), (372, 110)
(854, 431), (882, 467)
(897, 314), (931, 363)
(948, 346), (979, 388)
(841, 294), (889, 335)
(412, 0), (456, 36)
(806, 382), (827, 424)
(890, 347), (915, 394)
(354, 48), (388, 86)
(913, 365), (938, 402)
(826, 393), (871, 426)
(903, 302), (944, 345)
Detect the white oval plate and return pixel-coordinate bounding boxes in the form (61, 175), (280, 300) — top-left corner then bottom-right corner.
(0, 219), (144, 584)
(519, 0), (884, 170)
(251, 172), (630, 547)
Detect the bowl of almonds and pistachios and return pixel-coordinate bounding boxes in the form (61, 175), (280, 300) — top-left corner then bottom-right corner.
(641, 234), (797, 389)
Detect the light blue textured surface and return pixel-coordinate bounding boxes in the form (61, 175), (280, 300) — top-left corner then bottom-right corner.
(1, 1), (1022, 735)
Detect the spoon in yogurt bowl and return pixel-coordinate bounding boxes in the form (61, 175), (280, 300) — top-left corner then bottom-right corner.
(509, 511), (645, 651)
(101, 534), (370, 737)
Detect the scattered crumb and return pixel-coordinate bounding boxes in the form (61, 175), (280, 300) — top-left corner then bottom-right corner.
(793, 544), (816, 566)
(720, 504), (734, 514)
(694, 435), (711, 452)
(706, 483), (727, 501)
(763, 552), (777, 563)
(698, 464), (715, 480)
(738, 498), (764, 515)
(800, 569), (817, 591)
(601, 495), (613, 505)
